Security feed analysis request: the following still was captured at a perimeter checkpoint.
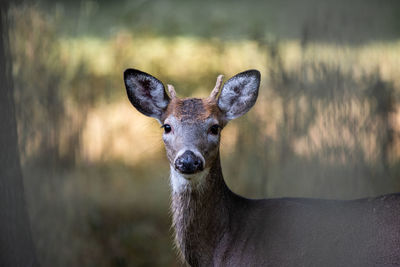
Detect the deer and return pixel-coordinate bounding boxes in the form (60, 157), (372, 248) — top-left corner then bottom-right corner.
(124, 68), (400, 267)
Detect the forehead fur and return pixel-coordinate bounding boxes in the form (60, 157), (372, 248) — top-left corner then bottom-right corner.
(164, 97), (220, 122)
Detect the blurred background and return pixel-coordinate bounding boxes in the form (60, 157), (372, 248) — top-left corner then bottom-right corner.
(6, 0), (400, 266)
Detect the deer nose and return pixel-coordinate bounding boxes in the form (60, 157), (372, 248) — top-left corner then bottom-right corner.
(175, 150), (204, 174)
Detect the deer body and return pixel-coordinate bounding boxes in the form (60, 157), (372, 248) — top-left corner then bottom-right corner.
(124, 69), (400, 266)
(171, 157), (400, 266)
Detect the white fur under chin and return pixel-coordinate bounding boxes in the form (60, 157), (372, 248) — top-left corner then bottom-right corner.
(170, 166), (209, 193)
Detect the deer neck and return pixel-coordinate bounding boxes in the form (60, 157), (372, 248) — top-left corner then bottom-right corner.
(170, 155), (232, 266)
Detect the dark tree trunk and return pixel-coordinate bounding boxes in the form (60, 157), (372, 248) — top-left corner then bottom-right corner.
(0, 2), (39, 266)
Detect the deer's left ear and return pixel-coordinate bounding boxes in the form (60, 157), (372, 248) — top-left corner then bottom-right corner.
(217, 70), (260, 121)
(124, 69), (170, 122)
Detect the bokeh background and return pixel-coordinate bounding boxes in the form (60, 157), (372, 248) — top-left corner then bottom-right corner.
(6, 0), (400, 266)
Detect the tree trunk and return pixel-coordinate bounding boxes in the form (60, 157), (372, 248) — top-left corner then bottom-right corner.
(0, 3), (39, 266)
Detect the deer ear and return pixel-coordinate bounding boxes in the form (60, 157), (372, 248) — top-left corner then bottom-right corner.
(124, 69), (170, 121)
(217, 70), (260, 121)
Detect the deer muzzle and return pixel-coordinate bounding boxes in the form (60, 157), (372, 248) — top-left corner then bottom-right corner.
(175, 150), (204, 174)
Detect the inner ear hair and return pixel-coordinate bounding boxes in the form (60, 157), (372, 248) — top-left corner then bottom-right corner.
(217, 69), (260, 121)
(124, 69), (170, 120)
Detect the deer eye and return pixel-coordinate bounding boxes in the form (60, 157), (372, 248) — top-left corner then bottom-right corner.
(209, 125), (220, 135)
(162, 124), (172, 134)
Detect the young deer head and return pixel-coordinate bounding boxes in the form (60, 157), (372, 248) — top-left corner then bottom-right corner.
(124, 69), (260, 192)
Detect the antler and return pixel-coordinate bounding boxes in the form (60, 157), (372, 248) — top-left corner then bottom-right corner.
(209, 74), (224, 100)
(167, 84), (177, 99)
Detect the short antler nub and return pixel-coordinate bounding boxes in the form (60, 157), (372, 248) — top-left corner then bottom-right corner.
(167, 84), (177, 99)
(209, 74), (224, 100)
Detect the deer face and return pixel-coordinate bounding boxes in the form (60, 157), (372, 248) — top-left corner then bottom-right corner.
(162, 97), (222, 175)
(124, 69), (260, 190)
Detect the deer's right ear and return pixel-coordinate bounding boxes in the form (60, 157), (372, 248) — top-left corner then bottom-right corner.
(124, 69), (170, 121)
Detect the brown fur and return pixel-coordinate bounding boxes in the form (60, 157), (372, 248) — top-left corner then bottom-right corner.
(163, 97), (222, 123)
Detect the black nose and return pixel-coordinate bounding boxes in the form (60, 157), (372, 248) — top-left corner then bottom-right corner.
(175, 150), (204, 174)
